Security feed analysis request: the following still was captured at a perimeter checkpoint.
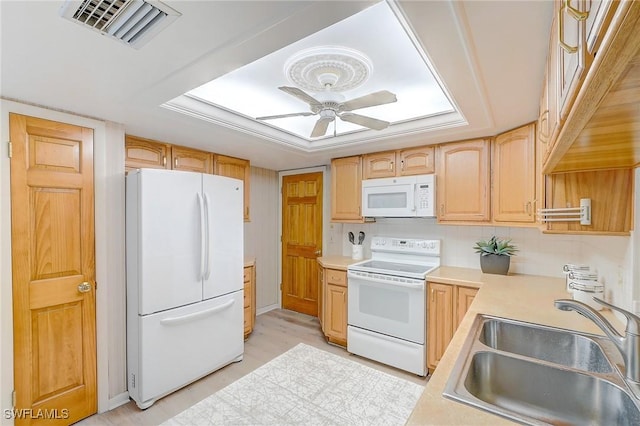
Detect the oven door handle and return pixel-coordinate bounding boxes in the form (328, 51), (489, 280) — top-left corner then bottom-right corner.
(347, 272), (424, 289)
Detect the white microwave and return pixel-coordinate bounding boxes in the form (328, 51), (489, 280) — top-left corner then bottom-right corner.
(362, 174), (435, 218)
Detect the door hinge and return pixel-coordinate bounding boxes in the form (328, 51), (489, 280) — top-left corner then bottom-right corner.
(8, 142), (12, 158)
(131, 373), (136, 388)
(11, 390), (16, 408)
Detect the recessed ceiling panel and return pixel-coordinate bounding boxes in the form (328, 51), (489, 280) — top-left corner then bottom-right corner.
(164, 1), (462, 148)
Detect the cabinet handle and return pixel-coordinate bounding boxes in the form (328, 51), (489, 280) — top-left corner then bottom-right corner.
(389, 161), (394, 172)
(174, 158), (178, 168)
(431, 287), (434, 303)
(162, 156), (167, 167)
(440, 204), (445, 217)
(565, 0), (588, 21)
(401, 160), (405, 171)
(558, 1), (579, 54)
(526, 201), (532, 216)
(539, 110), (549, 143)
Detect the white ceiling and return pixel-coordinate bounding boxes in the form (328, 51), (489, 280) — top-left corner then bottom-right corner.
(0, 0), (553, 171)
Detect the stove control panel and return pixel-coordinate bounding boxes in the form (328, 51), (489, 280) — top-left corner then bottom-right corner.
(370, 236), (440, 255)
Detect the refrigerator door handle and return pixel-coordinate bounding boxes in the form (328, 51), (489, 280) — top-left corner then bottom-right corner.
(159, 299), (235, 326)
(197, 193), (206, 280)
(203, 193), (212, 280)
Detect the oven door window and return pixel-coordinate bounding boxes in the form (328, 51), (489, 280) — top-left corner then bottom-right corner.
(348, 276), (425, 344)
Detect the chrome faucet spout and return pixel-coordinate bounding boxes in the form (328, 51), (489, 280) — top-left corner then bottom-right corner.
(555, 298), (640, 384)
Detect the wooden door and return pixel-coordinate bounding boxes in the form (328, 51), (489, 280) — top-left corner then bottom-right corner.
(427, 282), (454, 371)
(398, 146), (435, 176)
(281, 172), (323, 316)
(330, 156), (363, 222)
(492, 124), (536, 223)
(437, 139), (490, 222)
(10, 114), (96, 425)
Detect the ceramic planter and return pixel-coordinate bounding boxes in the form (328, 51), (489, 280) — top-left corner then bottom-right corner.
(480, 254), (510, 275)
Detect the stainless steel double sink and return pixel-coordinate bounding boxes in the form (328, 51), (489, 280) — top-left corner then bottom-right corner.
(443, 314), (640, 425)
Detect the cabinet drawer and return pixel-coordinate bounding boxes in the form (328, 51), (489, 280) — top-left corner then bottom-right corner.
(326, 269), (347, 286)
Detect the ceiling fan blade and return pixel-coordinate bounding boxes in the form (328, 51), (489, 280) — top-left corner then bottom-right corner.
(339, 112), (390, 131)
(341, 90), (397, 112)
(310, 117), (333, 138)
(279, 86), (322, 107)
(256, 112), (314, 120)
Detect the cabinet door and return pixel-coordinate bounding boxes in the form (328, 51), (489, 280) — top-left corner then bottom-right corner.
(124, 135), (171, 171)
(214, 154), (250, 221)
(557, 0), (587, 120)
(172, 146), (212, 173)
(493, 124), (536, 223)
(585, 0), (619, 57)
(318, 266), (325, 330)
(325, 283), (347, 344)
(331, 156), (363, 222)
(399, 146), (435, 176)
(427, 282), (454, 370)
(436, 139), (490, 222)
(456, 286), (478, 329)
(362, 151), (396, 179)
(243, 265), (255, 339)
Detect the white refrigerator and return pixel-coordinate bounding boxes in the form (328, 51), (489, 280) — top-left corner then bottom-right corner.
(126, 168), (244, 409)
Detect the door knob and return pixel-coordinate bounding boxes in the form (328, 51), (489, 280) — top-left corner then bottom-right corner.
(78, 282), (92, 293)
(315, 250), (321, 256)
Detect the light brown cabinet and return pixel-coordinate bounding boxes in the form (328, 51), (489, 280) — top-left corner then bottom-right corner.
(362, 146), (435, 179)
(331, 156), (364, 223)
(214, 154), (251, 221)
(243, 263), (256, 339)
(124, 136), (251, 221)
(171, 145), (212, 173)
(557, 0), (588, 121)
(320, 267), (347, 347)
(436, 139), (491, 222)
(492, 124), (537, 223)
(545, 168), (633, 235)
(427, 282), (454, 371)
(427, 282), (478, 373)
(124, 135), (171, 172)
(362, 151), (397, 179)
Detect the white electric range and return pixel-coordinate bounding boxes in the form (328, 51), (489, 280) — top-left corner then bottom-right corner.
(347, 236), (441, 376)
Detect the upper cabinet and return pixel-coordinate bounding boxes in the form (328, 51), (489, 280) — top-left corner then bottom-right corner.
(436, 139), (491, 222)
(124, 136), (251, 221)
(362, 146), (435, 179)
(124, 135), (171, 172)
(171, 146), (212, 173)
(331, 156), (364, 223)
(543, 0), (638, 173)
(492, 124), (537, 223)
(214, 155), (251, 221)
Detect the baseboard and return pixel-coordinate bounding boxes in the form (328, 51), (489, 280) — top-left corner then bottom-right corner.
(106, 392), (130, 411)
(257, 304), (279, 316)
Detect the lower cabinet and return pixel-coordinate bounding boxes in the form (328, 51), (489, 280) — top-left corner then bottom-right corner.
(319, 266), (348, 347)
(427, 282), (478, 373)
(243, 263), (256, 339)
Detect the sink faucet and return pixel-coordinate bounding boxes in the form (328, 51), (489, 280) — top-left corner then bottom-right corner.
(555, 297), (640, 383)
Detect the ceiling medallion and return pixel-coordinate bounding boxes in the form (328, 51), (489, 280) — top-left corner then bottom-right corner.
(285, 46), (373, 93)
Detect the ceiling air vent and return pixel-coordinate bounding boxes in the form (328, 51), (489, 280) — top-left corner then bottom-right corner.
(59, 0), (180, 49)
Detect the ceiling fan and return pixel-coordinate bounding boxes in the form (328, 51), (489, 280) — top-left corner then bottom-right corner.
(256, 86), (397, 138)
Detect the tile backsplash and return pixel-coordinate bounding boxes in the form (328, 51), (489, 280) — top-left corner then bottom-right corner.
(330, 218), (633, 310)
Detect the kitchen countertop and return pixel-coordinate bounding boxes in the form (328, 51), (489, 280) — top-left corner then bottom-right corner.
(317, 255), (362, 270)
(408, 265), (624, 425)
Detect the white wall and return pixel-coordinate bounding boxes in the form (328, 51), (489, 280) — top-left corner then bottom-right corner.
(244, 166), (280, 312)
(334, 219), (634, 309)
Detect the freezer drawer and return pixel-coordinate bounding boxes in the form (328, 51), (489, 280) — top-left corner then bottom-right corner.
(128, 291), (243, 408)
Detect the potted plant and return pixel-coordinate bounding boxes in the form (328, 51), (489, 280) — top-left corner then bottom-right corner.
(473, 236), (518, 275)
